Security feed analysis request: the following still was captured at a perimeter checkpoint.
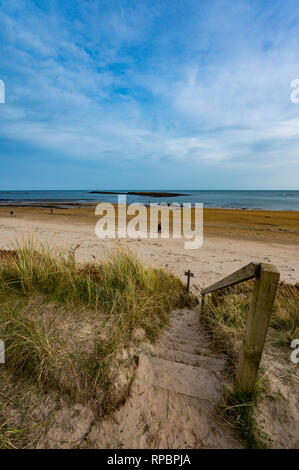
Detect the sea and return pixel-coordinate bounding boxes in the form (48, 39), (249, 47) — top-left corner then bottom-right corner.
(0, 190), (299, 211)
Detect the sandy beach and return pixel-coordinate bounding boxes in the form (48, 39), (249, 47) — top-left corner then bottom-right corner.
(2, 1), (299, 451)
(0, 205), (298, 287)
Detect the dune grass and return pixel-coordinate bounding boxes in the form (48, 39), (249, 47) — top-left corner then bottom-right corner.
(0, 240), (195, 436)
(201, 280), (299, 448)
(0, 240), (191, 328)
(218, 385), (273, 449)
(201, 281), (299, 368)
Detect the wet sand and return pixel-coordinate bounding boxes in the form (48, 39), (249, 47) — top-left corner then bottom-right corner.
(1, 205), (298, 243)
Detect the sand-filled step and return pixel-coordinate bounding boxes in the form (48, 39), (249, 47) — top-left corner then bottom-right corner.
(137, 354), (222, 401)
(155, 347), (227, 370)
(158, 337), (216, 356)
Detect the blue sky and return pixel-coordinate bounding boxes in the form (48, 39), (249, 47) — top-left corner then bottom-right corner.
(0, 0), (299, 190)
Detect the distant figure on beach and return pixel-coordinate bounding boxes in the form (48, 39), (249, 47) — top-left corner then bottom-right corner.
(50, 208), (53, 214)
(158, 223), (161, 233)
(10, 211), (14, 217)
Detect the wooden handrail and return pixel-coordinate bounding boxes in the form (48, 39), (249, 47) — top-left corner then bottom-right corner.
(201, 261), (260, 294)
(201, 262), (280, 394)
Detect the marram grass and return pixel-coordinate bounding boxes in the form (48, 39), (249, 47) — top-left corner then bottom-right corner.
(0, 240), (194, 400)
(201, 281), (299, 368)
(201, 280), (299, 448)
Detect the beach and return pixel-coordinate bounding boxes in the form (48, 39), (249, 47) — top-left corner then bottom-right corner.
(2, 1), (299, 451)
(0, 205), (298, 286)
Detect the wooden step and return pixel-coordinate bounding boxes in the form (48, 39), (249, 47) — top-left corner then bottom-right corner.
(160, 338), (216, 356)
(155, 347), (226, 370)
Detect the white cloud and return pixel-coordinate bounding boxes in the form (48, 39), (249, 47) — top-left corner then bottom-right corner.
(0, 0), (299, 188)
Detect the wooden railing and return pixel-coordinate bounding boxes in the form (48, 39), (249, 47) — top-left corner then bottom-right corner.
(201, 262), (280, 394)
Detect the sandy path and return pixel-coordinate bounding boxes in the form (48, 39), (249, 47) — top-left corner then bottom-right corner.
(81, 307), (241, 449)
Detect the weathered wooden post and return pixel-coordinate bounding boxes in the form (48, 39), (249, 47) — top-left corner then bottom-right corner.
(235, 263), (280, 394)
(201, 293), (205, 309)
(184, 269), (194, 294)
(211, 291), (219, 306)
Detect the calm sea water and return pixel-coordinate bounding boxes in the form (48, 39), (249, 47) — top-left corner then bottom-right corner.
(0, 190), (299, 211)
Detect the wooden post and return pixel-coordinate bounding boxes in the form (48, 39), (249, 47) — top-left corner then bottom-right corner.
(184, 270), (194, 293)
(201, 293), (205, 312)
(211, 291), (219, 306)
(235, 264), (280, 394)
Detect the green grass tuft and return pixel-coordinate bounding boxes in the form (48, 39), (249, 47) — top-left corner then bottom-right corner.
(219, 386), (272, 449)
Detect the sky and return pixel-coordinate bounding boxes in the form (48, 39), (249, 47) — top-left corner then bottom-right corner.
(0, 0), (299, 190)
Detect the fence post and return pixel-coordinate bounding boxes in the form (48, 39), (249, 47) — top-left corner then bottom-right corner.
(201, 293), (205, 310)
(211, 291), (219, 306)
(235, 264), (280, 394)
